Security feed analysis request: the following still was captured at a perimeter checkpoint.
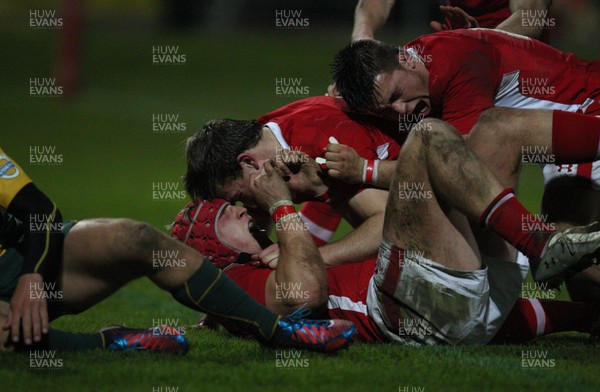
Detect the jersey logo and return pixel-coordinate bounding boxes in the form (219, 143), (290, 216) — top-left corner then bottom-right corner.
(376, 143), (390, 160)
(556, 164), (574, 173)
(0, 154), (20, 179)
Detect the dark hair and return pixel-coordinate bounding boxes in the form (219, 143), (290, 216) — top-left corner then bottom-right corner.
(331, 40), (401, 112)
(184, 119), (263, 199)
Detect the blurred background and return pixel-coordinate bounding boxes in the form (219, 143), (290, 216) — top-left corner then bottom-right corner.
(1, 0), (599, 233)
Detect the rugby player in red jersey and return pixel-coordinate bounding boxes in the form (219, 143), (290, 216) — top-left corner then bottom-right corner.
(175, 120), (600, 344)
(332, 28), (600, 293)
(257, 96), (400, 246)
(185, 96), (402, 267)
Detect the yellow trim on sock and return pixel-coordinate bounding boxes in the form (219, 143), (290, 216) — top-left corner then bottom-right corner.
(193, 269), (223, 306)
(183, 268), (278, 340)
(99, 331), (107, 349)
(33, 203), (57, 273)
(267, 315), (282, 340)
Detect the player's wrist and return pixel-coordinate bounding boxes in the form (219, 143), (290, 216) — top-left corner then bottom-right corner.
(361, 159), (380, 185)
(269, 200), (298, 225)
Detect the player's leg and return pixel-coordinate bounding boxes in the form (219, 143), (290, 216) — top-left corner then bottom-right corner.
(469, 107), (600, 292)
(370, 119), (508, 344)
(398, 119), (600, 286)
(59, 218), (278, 337)
(491, 297), (600, 343)
(59, 218), (355, 352)
(467, 108), (600, 188)
(382, 119), (483, 270)
(370, 118), (597, 344)
(394, 119), (554, 262)
(541, 187), (600, 300)
(0, 223), (190, 353)
(465, 108), (552, 261)
(467, 108), (552, 189)
(0, 279), (183, 354)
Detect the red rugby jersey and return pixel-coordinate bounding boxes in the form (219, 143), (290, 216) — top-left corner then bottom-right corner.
(224, 259), (385, 343)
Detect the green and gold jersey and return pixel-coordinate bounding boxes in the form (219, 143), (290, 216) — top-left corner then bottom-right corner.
(0, 147), (32, 210)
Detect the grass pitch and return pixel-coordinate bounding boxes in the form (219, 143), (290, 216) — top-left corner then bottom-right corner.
(1, 20), (599, 392)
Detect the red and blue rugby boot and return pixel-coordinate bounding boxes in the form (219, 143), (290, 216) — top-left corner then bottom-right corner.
(101, 325), (189, 354)
(269, 307), (357, 353)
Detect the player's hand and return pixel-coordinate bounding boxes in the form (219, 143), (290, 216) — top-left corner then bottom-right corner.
(430, 6), (478, 31)
(324, 143), (365, 184)
(3, 273), (48, 345)
(251, 243), (280, 269)
(326, 83), (340, 97)
(251, 159), (293, 211)
(275, 150), (328, 202)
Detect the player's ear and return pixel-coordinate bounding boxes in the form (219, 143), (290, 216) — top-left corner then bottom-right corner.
(398, 50), (407, 66)
(398, 50), (415, 69)
(237, 152), (259, 170)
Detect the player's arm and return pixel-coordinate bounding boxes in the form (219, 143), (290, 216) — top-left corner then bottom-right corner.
(325, 143), (396, 189)
(430, 5), (479, 32)
(352, 0), (396, 41)
(319, 187), (388, 267)
(251, 160), (328, 315)
(0, 150), (63, 346)
(5, 185), (63, 346)
(495, 0), (552, 39)
(257, 150), (386, 268)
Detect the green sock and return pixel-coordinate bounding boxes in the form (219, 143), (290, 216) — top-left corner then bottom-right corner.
(170, 260), (280, 340)
(47, 328), (104, 351)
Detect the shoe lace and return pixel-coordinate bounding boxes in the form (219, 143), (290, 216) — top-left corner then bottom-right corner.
(557, 234), (576, 257)
(284, 307), (329, 328)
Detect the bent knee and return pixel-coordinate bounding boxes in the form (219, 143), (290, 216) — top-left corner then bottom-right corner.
(410, 118), (461, 145)
(411, 118), (453, 134)
(477, 107), (517, 124)
(470, 108), (524, 138)
(118, 220), (162, 258)
(85, 218), (163, 262)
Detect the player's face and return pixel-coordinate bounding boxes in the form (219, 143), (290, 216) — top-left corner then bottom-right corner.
(217, 136), (275, 208)
(217, 176), (258, 209)
(217, 205), (263, 254)
(373, 69), (431, 121)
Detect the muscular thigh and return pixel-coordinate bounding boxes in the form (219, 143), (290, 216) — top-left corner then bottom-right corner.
(58, 219), (148, 312)
(383, 132), (480, 271)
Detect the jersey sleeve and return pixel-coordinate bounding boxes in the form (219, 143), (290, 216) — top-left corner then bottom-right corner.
(224, 263), (272, 305)
(428, 36), (498, 134)
(0, 147), (64, 278)
(0, 148), (32, 209)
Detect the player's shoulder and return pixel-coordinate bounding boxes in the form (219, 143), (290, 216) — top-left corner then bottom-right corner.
(404, 31), (488, 66)
(0, 147), (34, 209)
(0, 147), (30, 184)
(259, 96), (347, 123)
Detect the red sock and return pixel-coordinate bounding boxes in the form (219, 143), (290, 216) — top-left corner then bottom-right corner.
(552, 111), (600, 163)
(479, 189), (554, 258)
(299, 202), (342, 246)
(492, 298), (597, 343)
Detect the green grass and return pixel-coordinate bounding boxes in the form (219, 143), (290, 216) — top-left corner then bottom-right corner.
(1, 20), (599, 392)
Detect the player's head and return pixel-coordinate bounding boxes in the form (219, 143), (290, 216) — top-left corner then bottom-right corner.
(171, 198), (271, 268)
(332, 40), (431, 120)
(185, 119), (288, 208)
(184, 119), (266, 207)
